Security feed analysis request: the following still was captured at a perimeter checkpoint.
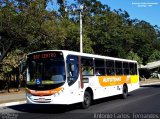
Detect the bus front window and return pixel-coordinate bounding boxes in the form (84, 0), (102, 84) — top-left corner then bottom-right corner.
(45, 60), (65, 83)
(27, 57), (66, 90)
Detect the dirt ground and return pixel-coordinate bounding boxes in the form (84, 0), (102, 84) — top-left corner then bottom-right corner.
(0, 88), (25, 96)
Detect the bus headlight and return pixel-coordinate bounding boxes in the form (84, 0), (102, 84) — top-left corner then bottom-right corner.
(53, 88), (64, 97)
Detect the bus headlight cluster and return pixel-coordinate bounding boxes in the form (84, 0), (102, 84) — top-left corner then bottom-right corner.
(53, 88), (64, 97)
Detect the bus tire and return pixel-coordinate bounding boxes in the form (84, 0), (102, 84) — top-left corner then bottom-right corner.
(122, 85), (128, 99)
(81, 91), (91, 109)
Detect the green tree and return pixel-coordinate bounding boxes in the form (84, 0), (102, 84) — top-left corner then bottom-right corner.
(0, 0), (159, 77)
(132, 21), (157, 64)
(127, 51), (142, 66)
(148, 50), (160, 62)
(57, 0), (68, 18)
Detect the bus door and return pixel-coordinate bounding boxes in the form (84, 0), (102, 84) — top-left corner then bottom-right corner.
(66, 55), (79, 87)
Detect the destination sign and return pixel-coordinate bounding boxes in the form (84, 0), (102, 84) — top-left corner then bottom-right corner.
(33, 53), (56, 60)
(29, 51), (63, 60)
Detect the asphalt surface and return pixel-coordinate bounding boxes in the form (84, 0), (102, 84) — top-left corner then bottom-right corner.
(0, 83), (160, 119)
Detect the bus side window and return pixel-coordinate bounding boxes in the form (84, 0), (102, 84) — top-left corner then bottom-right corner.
(134, 63), (138, 75)
(81, 57), (94, 76)
(82, 66), (93, 75)
(95, 59), (105, 76)
(106, 60), (115, 75)
(129, 63), (135, 75)
(123, 62), (129, 75)
(115, 61), (123, 75)
(129, 63), (137, 75)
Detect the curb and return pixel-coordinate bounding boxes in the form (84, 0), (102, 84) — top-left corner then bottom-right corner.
(140, 82), (160, 86)
(0, 100), (26, 107)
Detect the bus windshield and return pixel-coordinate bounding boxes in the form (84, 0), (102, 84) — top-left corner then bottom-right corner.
(27, 51), (66, 90)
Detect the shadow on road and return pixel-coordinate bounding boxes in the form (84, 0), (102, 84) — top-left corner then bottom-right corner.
(92, 94), (126, 106)
(8, 94), (131, 114)
(8, 103), (80, 114)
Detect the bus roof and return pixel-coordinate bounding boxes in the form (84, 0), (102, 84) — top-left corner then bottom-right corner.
(28, 50), (137, 63)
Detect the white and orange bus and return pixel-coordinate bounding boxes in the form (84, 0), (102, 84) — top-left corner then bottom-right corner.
(25, 50), (139, 108)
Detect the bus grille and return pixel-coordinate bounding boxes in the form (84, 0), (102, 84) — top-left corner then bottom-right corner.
(33, 98), (52, 103)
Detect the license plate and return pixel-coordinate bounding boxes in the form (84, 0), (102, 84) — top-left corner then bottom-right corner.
(38, 98), (45, 102)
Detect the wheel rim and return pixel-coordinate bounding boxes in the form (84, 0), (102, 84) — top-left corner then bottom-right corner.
(123, 86), (128, 96)
(84, 93), (91, 107)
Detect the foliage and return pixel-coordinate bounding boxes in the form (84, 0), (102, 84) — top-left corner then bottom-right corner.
(0, 0), (160, 77)
(148, 50), (160, 62)
(127, 51), (142, 66)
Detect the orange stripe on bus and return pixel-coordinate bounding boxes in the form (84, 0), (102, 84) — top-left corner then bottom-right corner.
(98, 75), (138, 87)
(26, 87), (63, 96)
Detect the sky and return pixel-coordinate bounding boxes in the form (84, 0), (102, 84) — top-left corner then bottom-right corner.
(49, 0), (160, 27)
(100, 0), (160, 27)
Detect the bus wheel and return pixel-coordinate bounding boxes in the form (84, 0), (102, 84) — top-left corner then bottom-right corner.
(81, 91), (91, 109)
(122, 85), (128, 99)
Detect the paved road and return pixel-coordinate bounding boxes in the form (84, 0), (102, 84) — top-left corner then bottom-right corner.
(0, 84), (160, 119)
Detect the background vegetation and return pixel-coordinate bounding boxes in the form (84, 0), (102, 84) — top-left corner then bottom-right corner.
(0, 0), (160, 80)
